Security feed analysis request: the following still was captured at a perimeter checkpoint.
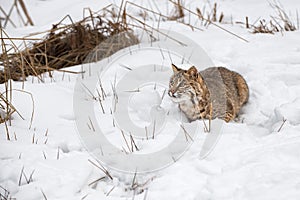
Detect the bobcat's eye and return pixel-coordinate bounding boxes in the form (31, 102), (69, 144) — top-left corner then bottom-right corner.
(169, 78), (174, 85)
(178, 80), (185, 87)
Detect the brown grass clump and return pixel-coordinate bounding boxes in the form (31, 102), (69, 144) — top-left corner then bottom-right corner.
(240, 2), (297, 34)
(0, 6), (140, 129)
(252, 19), (281, 34)
(0, 8), (139, 84)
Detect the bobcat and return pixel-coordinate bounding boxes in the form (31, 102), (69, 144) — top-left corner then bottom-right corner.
(168, 64), (249, 122)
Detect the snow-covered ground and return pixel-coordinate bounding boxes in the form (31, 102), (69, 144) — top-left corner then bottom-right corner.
(1, 0), (300, 199)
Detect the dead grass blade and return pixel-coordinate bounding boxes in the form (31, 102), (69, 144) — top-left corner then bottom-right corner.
(88, 159), (113, 180)
(168, 0), (249, 42)
(249, 2), (297, 34)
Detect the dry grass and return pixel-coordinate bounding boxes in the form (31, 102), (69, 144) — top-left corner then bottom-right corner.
(0, 29), (18, 136)
(277, 118), (287, 132)
(238, 2), (297, 34)
(0, 0), (249, 130)
(270, 1), (296, 32)
(168, 0), (185, 21)
(0, 5), (139, 128)
(196, 2), (225, 26)
(252, 19), (281, 34)
(0, 0), (34, 28)
(0, 8), (138, 84)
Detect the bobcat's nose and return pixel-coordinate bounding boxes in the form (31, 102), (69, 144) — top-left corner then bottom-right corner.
(168, 89), (176, 97)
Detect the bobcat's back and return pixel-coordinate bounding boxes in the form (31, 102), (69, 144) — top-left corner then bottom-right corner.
(201, 67), (249, 121)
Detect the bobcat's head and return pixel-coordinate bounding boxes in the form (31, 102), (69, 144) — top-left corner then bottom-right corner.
(168, 64), (205, 103)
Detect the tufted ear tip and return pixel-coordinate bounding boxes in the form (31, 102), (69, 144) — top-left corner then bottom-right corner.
(171, 63), (180, 73)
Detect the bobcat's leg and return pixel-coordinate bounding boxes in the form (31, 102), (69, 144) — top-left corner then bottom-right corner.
(224, 100), (236, 123)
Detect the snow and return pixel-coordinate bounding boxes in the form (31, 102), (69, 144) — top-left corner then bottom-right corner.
(1, 0), (300, 199)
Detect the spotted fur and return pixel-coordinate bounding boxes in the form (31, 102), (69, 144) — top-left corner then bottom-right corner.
(168, 64), (249, 122)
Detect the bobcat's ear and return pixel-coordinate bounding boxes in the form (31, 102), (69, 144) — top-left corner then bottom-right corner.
(186, 66), (198, 78)
(197, 73), (205, 85)
(171, 64), (180, 73)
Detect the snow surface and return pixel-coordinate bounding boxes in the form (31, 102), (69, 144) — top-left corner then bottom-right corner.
(1, 0), (300, 199)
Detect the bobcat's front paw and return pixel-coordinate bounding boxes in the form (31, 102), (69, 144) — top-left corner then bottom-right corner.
(224, 112), (234, 122)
